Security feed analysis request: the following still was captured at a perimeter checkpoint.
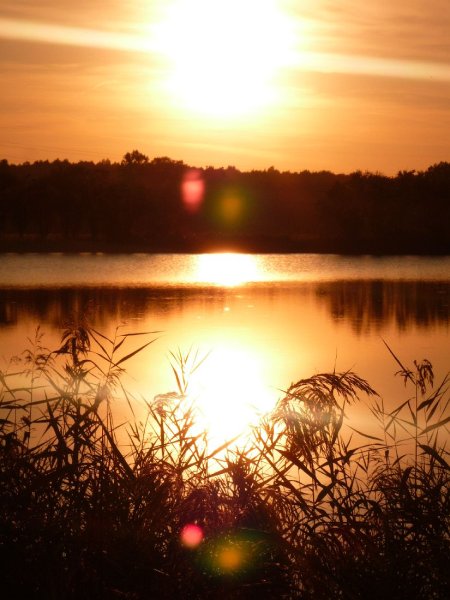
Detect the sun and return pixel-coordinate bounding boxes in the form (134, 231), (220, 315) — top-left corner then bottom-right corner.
(153, 0), (294, 118)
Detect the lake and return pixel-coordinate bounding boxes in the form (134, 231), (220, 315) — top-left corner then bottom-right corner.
(0, 253), (449, 443)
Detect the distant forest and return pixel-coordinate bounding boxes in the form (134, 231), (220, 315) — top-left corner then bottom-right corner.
(0, 152), (449, 254)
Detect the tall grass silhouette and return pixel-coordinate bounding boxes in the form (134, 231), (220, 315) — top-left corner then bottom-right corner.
(1, 324), (449, 598)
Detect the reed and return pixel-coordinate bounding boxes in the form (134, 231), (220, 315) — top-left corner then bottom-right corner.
(0, 325), (449, 599)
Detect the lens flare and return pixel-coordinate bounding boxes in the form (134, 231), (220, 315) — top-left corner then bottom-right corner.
(180, 523), (204, 548)
(210, 185), (252, 230)
(219, 194), (242, 224)
(216, 545), (244, 572)
(181, 169), (205, 213)
(200, 530), (273, 576)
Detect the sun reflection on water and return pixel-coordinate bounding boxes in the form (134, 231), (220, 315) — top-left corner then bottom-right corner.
(187, 345), (276, 449)
(195, 253), (262, 287)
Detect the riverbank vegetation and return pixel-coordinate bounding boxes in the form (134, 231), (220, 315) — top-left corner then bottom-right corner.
(0, 156), (449, 254)
(1, 325), (449, 598)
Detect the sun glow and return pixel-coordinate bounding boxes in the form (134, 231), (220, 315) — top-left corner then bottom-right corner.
(153, 0), (295, 118)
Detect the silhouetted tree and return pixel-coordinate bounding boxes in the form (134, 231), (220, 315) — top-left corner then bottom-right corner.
(121, 150), (149, 165)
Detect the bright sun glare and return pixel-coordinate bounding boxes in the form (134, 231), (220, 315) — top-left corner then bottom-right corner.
(154, 0), (294, 118)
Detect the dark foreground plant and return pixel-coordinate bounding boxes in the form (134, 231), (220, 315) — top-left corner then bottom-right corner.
(0, 326), (449, 599)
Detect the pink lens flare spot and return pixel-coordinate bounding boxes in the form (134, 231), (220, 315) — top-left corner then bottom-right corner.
(180, 524), (204, 548)
(181, 169), (205, 213)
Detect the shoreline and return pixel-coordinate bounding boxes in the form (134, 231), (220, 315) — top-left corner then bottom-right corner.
(1, 239), (449, 256)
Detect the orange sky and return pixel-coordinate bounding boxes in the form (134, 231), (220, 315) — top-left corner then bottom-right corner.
(0, 0), (449, 173)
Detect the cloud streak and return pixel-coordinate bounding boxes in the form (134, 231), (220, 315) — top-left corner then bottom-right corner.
(296, 50), (450, 83)
(1, 16), (449, 84)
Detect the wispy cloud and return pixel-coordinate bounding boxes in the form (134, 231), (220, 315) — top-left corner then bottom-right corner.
(0, 16), (156, 54)
(295, 1), (450, 64)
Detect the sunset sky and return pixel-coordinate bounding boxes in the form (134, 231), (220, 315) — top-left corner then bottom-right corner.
(0, 0), (449, 173)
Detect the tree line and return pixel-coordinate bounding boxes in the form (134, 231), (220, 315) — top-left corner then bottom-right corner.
(0, 153), (449, 253)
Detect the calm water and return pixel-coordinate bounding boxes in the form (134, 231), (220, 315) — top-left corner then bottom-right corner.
(1, 253), (449, 441)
